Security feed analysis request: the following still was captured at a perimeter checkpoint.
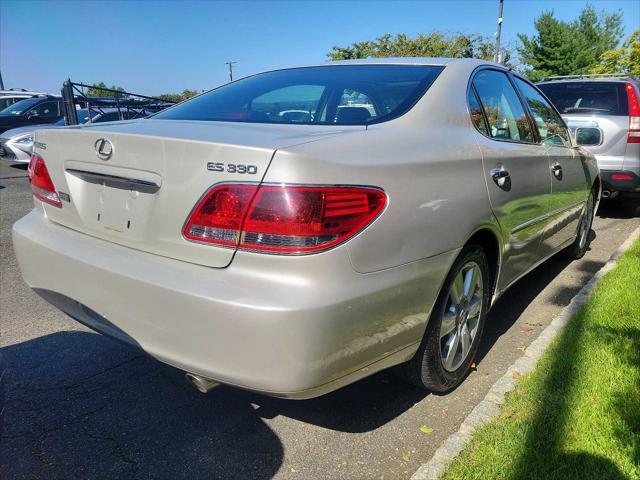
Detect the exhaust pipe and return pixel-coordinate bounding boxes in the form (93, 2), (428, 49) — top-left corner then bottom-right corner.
(185, 373), (220, 394)
(601, 189), (619, 199)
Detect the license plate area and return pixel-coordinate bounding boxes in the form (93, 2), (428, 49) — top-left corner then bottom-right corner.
(64, 165), (161, 241)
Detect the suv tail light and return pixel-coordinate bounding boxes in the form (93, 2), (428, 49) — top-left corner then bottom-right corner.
(626, 82), (640, 144)
(183, 184), (387, 254)
(28, 153), (61, 208)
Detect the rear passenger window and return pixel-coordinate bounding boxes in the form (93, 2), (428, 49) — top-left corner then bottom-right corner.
(468, 88), (489, 136)
(514, 77), (570, 147)
(472, 70), (534, 143)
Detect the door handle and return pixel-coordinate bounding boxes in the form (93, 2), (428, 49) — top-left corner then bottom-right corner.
(551, 163), (563, 178)
(490, 166), (510, 187)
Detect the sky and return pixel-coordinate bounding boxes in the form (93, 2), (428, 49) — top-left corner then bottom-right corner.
(1, 0), (638, 96)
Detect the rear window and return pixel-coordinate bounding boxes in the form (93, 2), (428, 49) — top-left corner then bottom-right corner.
(153, 65), (444, 125)
(537, 81), (629, 116)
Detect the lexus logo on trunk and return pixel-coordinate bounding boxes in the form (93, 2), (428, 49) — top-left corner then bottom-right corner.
(94, 138), (114, 160)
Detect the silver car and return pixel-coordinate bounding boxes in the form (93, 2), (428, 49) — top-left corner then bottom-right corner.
(538, 75), (640, 214)
(13, 58), (600, 399)
(0, 108), (154, 163)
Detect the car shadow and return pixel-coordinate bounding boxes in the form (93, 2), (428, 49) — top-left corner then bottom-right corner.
(476, 227), (603, 365)
(1, 332), (284, 479)
(597, 199), (636, 219)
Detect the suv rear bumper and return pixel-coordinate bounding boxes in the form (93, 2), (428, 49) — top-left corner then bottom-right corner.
(600, 170), (640, 193)
(13, 211), (455, 398)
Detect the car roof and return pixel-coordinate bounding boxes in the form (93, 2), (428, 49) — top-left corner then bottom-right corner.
(538, 75), (638, 84)
(318, 57), (499, 68)
(326, 57), (488, 66)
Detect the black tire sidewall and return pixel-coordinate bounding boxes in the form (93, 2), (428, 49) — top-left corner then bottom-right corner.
(568, 189), (596, 259)
(419, 245), (490, 392)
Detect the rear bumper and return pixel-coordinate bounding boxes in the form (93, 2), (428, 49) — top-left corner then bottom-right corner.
(13, 211), (456, 398)
(600, 170), (640, 193)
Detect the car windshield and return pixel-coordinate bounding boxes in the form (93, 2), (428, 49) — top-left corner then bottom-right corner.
(537, 81), (629, 116)
(153, 65), (444, 125)
(0, 97), (42, 116)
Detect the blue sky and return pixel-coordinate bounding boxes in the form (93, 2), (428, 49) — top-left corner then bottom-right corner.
(1, 0), (638, 96)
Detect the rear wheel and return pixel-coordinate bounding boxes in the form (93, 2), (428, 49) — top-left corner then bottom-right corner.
(402, 245), (490, 393)
(564, 189), (596, 259)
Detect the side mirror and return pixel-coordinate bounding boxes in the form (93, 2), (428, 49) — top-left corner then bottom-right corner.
(574, 127), (602, 147)
(27, 112), (40, 122)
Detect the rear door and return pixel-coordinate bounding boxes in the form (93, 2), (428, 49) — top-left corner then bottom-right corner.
(513, 76), (590, 254)
(469, 69), (552, 287)
(537, 81), (630, 170)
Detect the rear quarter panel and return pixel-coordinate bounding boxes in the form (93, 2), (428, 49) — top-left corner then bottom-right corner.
(263, 62), (500, 273)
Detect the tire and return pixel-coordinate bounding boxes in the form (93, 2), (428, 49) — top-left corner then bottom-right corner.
(564, 188), (596, 260)
(402, 245), (490, 393)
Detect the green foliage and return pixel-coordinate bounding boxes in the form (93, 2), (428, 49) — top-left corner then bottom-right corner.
(86, 81), (127, 98)
(518, 4), (624, 81)
(441, 239), (640, 480)
(327, 32), (513, 66)
(592, 30), (640, 76)
(157, 89), (200, 103)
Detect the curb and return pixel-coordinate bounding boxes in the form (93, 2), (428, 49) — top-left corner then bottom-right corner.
(410, 225), (640, 480)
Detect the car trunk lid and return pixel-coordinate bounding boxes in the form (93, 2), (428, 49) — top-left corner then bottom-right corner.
(34, 119), (356, 268)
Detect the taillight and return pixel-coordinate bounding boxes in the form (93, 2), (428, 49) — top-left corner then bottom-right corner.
(28, 153), (61, 208)
(183, 184), (387, 254)
(626, 82), (640, 144)
(611, 173), (634, 180)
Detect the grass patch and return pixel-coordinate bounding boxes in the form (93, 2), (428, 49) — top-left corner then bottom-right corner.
(441, 239), (640, 480)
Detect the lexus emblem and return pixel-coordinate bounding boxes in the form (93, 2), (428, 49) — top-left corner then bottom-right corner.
(94, 138), (114, 160)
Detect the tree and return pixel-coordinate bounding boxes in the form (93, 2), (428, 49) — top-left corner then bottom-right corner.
(157, 89), (200, 103)
(86, 81), (127, 98)
(327, 33), (514, 66)
(518, 4), (624, 81)
(591, 30), (640, 76)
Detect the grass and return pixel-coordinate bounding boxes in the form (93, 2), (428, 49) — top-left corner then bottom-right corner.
(441, 238), (640, 480)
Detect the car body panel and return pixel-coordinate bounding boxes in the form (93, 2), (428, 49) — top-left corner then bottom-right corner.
(561, 114), (629, 169)
(13, 58), (600, 398)
(13, 210), (457, 398)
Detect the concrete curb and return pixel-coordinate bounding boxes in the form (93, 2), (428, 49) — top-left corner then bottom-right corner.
(410, 225), (640, 480)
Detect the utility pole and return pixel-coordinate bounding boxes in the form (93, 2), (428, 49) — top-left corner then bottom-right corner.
(225, 61), (237, 82)
(494, 0), (504, 63)
(0, 70), (4, 90)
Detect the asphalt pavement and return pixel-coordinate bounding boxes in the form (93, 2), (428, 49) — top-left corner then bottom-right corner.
(1, 159), (638, 480)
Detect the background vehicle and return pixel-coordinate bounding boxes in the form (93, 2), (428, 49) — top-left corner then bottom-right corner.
(538, 75), (640, 215)
(0, 95), (64, 134)
(13, 59), (600, 399)
(0, 89), (48, 110)
(0, 108), (151, 162)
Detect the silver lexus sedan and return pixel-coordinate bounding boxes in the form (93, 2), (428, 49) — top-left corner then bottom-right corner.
(13, 58), (600, 399)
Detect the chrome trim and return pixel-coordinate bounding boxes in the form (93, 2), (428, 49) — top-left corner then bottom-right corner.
(65, 168), (160, 194)
(511, 199), (585, 234)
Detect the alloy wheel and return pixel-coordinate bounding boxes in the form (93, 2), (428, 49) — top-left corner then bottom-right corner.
(439, 261), (484, 372)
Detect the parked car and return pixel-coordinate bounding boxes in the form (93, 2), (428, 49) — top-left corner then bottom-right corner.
(0, 108), (150, 162)
(537, 75), (640, 214)
(0, 89), (47, 110)
(0, 95), (65, 134)
(13, 58), (600, 399)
